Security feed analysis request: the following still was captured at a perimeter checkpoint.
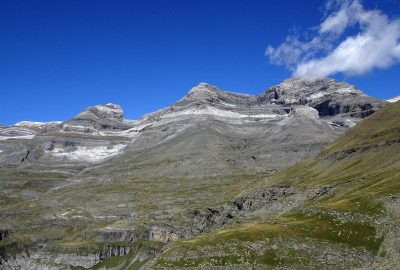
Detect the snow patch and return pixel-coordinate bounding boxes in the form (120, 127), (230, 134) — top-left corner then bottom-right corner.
(162, 106), (279, 119)
(61, 124), (96, 133)
(387, 96), (400, 103)
(336, 87), (360, 95)
(309, 92), (328, 99)
(219, 101), (237, 107)
(93, 104), (122, 114)
(49, 144), (126, 162)
(15, 121), (62, 127)
(0, 135), (35, 140)
(344, 119), (357, 127)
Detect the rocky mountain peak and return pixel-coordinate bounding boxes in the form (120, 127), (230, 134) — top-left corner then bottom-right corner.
(257, 78), (385, 122)
(185, 83), (224, 102)
(62, 103), (133, 133)
(77, 103), (124, 121)
(261, 77), (364, 103)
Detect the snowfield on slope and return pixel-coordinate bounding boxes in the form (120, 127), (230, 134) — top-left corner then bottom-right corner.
(48, 144), (126, 162)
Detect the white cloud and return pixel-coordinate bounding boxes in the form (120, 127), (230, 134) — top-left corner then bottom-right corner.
(266, 0), (400, 78)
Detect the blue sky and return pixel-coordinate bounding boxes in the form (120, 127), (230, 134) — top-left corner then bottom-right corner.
(1, 0), (399, 125)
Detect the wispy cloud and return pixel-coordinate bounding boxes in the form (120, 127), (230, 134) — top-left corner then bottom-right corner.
(266, 0), (400, 78)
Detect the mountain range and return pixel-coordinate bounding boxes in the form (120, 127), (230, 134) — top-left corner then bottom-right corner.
(0, 78), (398, 269)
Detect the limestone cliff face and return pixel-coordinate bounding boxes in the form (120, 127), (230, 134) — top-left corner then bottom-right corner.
(259, 78), (385, 125)
(148, 225), (179, 243)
